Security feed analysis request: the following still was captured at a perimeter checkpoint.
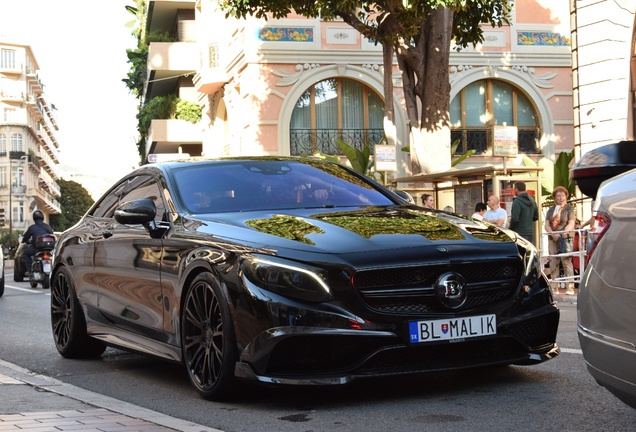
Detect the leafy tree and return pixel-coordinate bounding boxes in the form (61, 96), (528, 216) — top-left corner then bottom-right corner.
(124, 1), (181, 163)
(219, 0), (510, 175)
(50, 179), (95, 232)
(523, 150), (576, 206)
(0, 230), (21, 258)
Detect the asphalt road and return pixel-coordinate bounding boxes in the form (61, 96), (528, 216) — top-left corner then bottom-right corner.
(2, 272), (635, 432)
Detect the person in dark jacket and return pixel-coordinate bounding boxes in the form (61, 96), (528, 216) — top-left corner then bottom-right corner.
(21, 210), (54, 272)
(509, 181), (539, 243)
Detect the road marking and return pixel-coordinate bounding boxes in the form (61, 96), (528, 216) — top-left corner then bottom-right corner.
(4, 285), (45, 293)
(561, 347), (583, 355)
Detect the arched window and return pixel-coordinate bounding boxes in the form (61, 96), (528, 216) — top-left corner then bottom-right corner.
(10, 133), (23, 152)
(450, 80), (540, 155)
(290, 78), (384, 155)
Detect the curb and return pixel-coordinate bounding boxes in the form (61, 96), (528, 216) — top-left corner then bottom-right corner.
(0, 359), (222, 432)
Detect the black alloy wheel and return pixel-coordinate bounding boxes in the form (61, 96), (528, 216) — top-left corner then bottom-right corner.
(182, 272), (238, 400)
(50, 267), (106, 358)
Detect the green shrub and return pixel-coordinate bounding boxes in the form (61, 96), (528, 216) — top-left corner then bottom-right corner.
(176, 100), (202, 123)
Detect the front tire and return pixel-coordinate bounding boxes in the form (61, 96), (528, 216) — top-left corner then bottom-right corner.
(51, 266), (106, 358)
(182, 272), (237, 400)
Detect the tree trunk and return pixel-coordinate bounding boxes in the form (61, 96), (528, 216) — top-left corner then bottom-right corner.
(395, 7), (453, 175)
(418, 7), (453, 175)
(382, 43), (397, 150)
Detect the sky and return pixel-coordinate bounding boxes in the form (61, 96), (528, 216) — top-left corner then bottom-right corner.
(1, 0), (141, 198)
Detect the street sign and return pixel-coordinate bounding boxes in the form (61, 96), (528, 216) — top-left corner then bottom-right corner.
(147, 153), (191, 163)
(493, 126), (518, 157)
(374, 145), (397, 172)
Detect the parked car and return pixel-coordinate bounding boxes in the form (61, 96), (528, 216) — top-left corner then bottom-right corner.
(573, 142), (636, 409)
(50, 156), (559, 400)
(572, 140), (636, 199)
(13, 242), (27, 282)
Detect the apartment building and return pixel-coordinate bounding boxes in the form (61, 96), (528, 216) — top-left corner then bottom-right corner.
(0, 42), (61, 231)
(571, 0), (635, 152)
(141, 1), (572, 208)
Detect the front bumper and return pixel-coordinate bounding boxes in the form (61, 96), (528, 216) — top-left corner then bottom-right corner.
(234, 302), (560, 386)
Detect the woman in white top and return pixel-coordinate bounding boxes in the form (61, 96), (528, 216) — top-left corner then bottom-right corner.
(472, 202), (487, 221)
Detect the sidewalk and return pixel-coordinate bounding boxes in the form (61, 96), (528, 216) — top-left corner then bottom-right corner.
(0, 359), (222, 432)
(551, 287), (578, 303)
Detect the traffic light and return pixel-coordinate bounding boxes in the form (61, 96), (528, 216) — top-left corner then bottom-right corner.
(0, 207), (4, 228)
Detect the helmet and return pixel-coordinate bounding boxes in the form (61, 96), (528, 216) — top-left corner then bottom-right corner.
(32, 210), (44, 221)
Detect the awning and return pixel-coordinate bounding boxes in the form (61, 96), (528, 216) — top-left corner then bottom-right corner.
(393, 165), (544, 185)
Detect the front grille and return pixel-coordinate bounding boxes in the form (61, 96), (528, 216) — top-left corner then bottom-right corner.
(266, 335), (390, 375)
(354, 261), (522, 314)
(505, 310), (560, 350)
(361, 338), (528, 372)
(266, 335), (529, 377)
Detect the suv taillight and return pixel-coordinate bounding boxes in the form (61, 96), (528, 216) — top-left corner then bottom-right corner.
(585, 212), (611, 266)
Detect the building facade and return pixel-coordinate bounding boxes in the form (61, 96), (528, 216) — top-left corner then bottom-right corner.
(142, 1), (572, 208)
(568, 0), (635, 223)
(0, 42), (61, 232)
(571, 0), (635, 151)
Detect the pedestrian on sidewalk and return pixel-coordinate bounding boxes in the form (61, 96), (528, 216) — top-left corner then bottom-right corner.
(544, 186), (576, 295)
(509, 181), (539, 243)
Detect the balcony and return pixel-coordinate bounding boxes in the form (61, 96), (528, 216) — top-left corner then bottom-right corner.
(26, 96), (44, 122)
(146, 119), (202, 155)
(290, 128), (385, 156)
(147, 1), (196, 34)
(145, 41), (198, 100)
(193, 43), (228, 94)
(38, 175), (61, 197)
(0, 89), (24, 103)
(26, 72), (43, 94)
(450, 127), (541, 156)
(34, 192), (61, 214)
(0, 63), (22, 75)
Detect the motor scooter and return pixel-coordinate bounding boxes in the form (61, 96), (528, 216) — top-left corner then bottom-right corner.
(29, 233), (56, 289)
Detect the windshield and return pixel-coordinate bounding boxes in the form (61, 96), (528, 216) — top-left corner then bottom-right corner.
(172, 159), (395, 213)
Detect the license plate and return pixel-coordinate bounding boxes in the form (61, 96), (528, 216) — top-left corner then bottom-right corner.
(409, 314), (496, 343)
(43, 262), (51, 273)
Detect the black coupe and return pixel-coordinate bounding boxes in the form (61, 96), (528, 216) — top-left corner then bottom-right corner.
(51, 156), (559, 400)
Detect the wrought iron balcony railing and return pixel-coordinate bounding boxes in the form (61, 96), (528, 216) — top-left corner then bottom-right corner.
(290, 128), (385, 156)
(451, 127), (540, 155)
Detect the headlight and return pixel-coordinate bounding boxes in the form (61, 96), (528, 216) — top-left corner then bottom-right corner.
(514, 235), (542, 288)
(241, 255), (333, 302)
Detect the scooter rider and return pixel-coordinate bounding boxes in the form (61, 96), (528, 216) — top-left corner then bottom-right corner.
(21, 210), (53, 273)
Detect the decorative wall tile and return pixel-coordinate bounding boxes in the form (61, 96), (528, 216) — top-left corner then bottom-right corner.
(326, 27), (357, 45)
(258, 27), (314, 42)
(517, 31), (571, 47)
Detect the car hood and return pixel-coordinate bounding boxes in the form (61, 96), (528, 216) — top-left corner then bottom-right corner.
(188, 206), (516, 254)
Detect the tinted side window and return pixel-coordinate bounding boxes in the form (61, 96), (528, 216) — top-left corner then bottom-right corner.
(91, 182), (126, 218)
(91, 175), (166, 221)
(119, 176), (167, 223)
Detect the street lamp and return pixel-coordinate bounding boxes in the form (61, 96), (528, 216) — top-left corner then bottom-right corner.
(8, 150), (29, 238)
(4, 125), (12, 237)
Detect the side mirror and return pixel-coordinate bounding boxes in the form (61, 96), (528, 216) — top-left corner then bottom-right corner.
(392, 189), (415, 204)
(115, 199), (157, 225)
